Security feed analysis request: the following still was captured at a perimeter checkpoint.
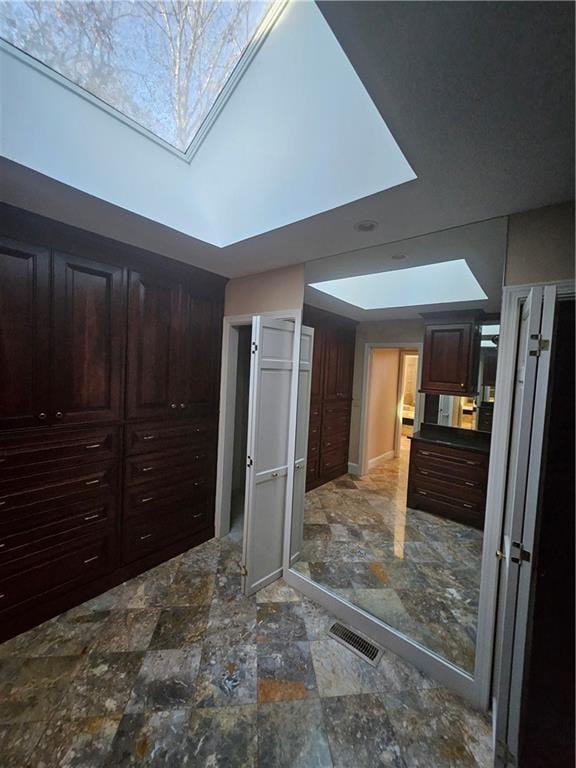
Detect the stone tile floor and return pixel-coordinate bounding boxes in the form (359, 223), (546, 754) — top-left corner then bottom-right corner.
(0, 531), (492, 767)
(293, 440), (483, 673)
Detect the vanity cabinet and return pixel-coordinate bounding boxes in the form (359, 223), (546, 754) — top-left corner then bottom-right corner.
(420, 311), (482, 396)
(0, 205), (225, 642)
(303, 305), (356, 490)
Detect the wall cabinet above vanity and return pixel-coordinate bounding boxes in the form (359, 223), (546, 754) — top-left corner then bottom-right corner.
(420, 310), (483, 396)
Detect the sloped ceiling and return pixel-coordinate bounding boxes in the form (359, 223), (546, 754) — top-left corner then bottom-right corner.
(1, 0), (573, 277)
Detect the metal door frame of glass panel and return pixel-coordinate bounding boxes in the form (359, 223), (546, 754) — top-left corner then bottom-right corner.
(281, 279), (574, 711)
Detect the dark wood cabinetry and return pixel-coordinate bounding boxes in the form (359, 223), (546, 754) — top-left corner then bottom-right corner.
(303, 306), (356, 490)
(0, 205), (225, 642)
(420, 311), (482, 396)
(407, 433), (489, 529)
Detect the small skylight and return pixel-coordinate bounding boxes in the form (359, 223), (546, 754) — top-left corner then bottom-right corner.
(309, 260), (488, 310)
(0, 0), (272, 152)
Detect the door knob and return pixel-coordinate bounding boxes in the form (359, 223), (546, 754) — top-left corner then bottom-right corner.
(38, 412), (47, 420)
(55, 411), (63, 419)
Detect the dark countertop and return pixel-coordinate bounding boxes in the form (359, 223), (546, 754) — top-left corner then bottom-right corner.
(410, 424), (491, 455)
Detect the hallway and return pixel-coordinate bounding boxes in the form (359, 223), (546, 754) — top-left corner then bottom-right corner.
(0, 532), (491, 767)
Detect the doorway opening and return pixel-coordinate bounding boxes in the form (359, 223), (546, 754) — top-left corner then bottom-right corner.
(229, 325), (252, 542)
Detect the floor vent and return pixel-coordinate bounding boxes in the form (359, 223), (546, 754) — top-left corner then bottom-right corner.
(328, 622), (383, 667)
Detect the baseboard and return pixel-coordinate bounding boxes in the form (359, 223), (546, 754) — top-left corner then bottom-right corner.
(348, 462), (361, 476)
(368, 450), (395, 469)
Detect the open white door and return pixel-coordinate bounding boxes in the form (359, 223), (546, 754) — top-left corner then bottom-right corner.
(493, 286), (557, 767)
(242, 316), (296, 596)
(290, 325), (314, 563)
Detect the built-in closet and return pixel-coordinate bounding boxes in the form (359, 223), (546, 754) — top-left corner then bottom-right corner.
(0, 204), (225, 642)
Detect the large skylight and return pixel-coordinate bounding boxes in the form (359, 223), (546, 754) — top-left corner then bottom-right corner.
(309, 260), (488, 310)
(0, 0), (272, 152)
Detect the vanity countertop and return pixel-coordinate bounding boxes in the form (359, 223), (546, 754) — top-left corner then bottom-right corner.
(410, 425), (491, 455)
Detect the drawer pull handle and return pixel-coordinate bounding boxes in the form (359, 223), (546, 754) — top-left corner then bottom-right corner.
(141, 496), (154, 503)
(85, 479), (100, 486)
(464, 481), (474, 487)
(0, 501), (5, 507)
(84, 513), (100, 521)
(140, 534), (153, 541)
(192, 513), (203, 519)
(141, 466), (154, 472)
(143, 435), (156, 441)
(85, 444), (101, 450)
(0, 594), (5, 600)
(466, 461), (478, 466)
(420, 469), (429, 475)
(83, 556), (99, 564)
(463, 503), (473, 509)
(194, 455), (205, 461)
(0, 543), (5, 549)
(418, 490), (428, 496)
(193, 481), (204, 487)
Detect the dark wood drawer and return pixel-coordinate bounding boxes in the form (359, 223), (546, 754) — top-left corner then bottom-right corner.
(321, 445), (348, 475)
(411, 440), (488, 468)
(125, 448), (212, 488)
(0, 532), (113, 613)
(0, 496), (114, 563)
(0, 427), (119, 478)
(411, 464), (485, 499)
(0, 461), (117, 511)
(322, 431), (349, 453)
(309, 406), (321, 424)
(308, 422), (321, 443)
(126, 475), (211, 517)
(408, 486), (484, 529)
(322, 414), (350, 438)
(125, 420), (215, 456)
(123, 493), (212, 563)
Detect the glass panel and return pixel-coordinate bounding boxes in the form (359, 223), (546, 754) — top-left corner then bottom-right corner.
(289, 305), (502, 675)
(0, 0), (271, 151)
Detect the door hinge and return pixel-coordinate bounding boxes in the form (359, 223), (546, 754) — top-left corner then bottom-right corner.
(528, 334), (550, 357)
(251, 341), (258, 354)
(239, 563), (248, 577)
(246, 456), (253, 467)
(511, 540), (531, 565)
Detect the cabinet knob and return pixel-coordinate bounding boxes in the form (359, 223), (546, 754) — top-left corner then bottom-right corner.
(170, 403), (177, 409)
(180, 403), (186, 409)
(55, 411), (63, 419)
(38, 412), (47, 420)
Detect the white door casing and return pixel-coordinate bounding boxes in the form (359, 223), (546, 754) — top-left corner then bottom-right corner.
(290, 325), (314, 563)
(242, 316), (296, 595)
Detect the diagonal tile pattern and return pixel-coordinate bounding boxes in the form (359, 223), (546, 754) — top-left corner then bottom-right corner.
(0, 528), (491, 766)
(293, 441), (482, 673)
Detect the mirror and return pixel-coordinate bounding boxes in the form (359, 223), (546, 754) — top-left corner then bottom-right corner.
(288, 227), (506, 677)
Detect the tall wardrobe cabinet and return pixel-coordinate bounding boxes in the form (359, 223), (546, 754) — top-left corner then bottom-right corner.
(0, 207), (225, 642)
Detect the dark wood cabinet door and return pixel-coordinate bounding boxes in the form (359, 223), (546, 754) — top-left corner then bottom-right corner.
(0, 239), (50, 430)
(421, 321), (477, 394)
(323, 327), (340, 401)
(310, 326), (325, 403)
(336, 328), (355, 400)
(52, 252), (125, 424)
(179, 292), (222, 412)
(126, 270), (180, 420)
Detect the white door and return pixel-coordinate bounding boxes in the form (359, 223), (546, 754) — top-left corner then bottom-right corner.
(493, 286), (557, 767)
(242, 316), (296, 596)
(290, 325), (314, 563)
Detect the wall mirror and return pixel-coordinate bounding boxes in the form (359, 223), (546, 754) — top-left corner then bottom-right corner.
(285, 218), (507, 696)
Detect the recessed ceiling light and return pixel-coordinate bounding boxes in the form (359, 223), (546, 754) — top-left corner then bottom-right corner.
(354, 220), (379, 232)
(308, 259), (488, 310)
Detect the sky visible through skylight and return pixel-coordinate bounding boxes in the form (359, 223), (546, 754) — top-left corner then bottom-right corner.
(0, 0), (271, 151)
(309, 260), (488, 310)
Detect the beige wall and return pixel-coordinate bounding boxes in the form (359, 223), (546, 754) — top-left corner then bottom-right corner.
(505, 201), (575, 286)
(365, 348), (401, 466)
(224, 264), (305, 316)
(349, 320), (424, 467)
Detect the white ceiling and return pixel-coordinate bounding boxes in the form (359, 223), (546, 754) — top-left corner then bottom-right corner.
(1, 1), (573, 278)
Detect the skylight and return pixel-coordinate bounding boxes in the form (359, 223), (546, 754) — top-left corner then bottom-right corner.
(309, 260), (488, 310)
(0, 0), (272, 152)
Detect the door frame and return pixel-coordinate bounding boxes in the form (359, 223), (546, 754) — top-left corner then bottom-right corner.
(358, 342), (424, 477)
(215, 310), (302, 539)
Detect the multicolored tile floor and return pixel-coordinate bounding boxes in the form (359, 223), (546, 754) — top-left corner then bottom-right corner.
(292, 439), (483, 673)
(0, 530), (491, 767)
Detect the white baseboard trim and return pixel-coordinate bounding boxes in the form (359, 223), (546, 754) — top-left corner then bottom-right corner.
(348, 462), (361, 476)
(368, 450), (395, 469)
